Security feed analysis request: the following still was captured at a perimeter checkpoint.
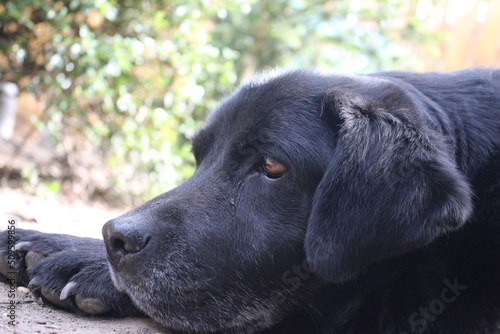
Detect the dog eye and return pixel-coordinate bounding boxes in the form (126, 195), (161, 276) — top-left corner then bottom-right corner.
(261, 157), (287, 179)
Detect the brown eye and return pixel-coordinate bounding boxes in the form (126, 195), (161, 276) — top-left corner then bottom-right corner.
(261, 158), (287, 179)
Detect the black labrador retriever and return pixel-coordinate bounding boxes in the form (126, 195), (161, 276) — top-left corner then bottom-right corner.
(1, 69), (499, 333)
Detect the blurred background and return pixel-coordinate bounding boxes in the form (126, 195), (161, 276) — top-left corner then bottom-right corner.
(0, 0), (499, 235)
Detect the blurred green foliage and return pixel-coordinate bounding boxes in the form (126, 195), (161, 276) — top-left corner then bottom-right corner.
(0, 0), (423, 204)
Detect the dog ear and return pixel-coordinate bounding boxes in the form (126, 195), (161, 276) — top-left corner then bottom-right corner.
(305, 81), (473, 283)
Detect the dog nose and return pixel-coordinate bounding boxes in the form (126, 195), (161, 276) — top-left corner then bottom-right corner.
(102, 218), (151, 266)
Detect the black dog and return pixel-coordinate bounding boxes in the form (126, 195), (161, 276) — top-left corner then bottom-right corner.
(1, 69), (499, 333)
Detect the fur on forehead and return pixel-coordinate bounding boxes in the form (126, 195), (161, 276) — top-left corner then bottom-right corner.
(240, 68), (336, 93)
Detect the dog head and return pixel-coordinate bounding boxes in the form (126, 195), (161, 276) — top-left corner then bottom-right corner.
(102, 70), (472, 333)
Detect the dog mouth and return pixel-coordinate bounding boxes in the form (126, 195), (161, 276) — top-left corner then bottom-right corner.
(107, 265), (127, 293)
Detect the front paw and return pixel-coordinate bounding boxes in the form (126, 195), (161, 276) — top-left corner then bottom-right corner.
(28, 252), (141, 316)
(0, 229), (141, 316)
(0, 229), (73, 286)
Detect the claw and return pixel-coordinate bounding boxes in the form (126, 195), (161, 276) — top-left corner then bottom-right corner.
(60, 281), (78, 300)
(14, 241), (32, 252)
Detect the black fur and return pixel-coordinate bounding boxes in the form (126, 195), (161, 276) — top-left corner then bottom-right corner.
(1, 69), (499, 333)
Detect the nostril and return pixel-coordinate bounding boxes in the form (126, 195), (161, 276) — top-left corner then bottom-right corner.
(111, 235), (150, 255)
(110, 237), (127, 256)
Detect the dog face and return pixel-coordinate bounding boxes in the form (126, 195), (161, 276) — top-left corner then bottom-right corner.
(102, 71), (472, 333)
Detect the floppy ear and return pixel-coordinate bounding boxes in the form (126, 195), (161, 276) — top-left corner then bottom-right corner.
(305, 81), (473, 283)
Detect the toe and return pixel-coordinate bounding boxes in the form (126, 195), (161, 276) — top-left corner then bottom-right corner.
(75, 295), (111, 314)
(40, 286), (73, 310)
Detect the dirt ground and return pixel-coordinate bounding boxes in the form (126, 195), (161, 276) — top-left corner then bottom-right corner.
(0, 188), (171, 334)
(0, 283), (167, 334)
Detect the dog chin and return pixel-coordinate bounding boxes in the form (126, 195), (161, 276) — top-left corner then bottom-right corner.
(143, 303), (281, 334)
(108, 263), (285, 333)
